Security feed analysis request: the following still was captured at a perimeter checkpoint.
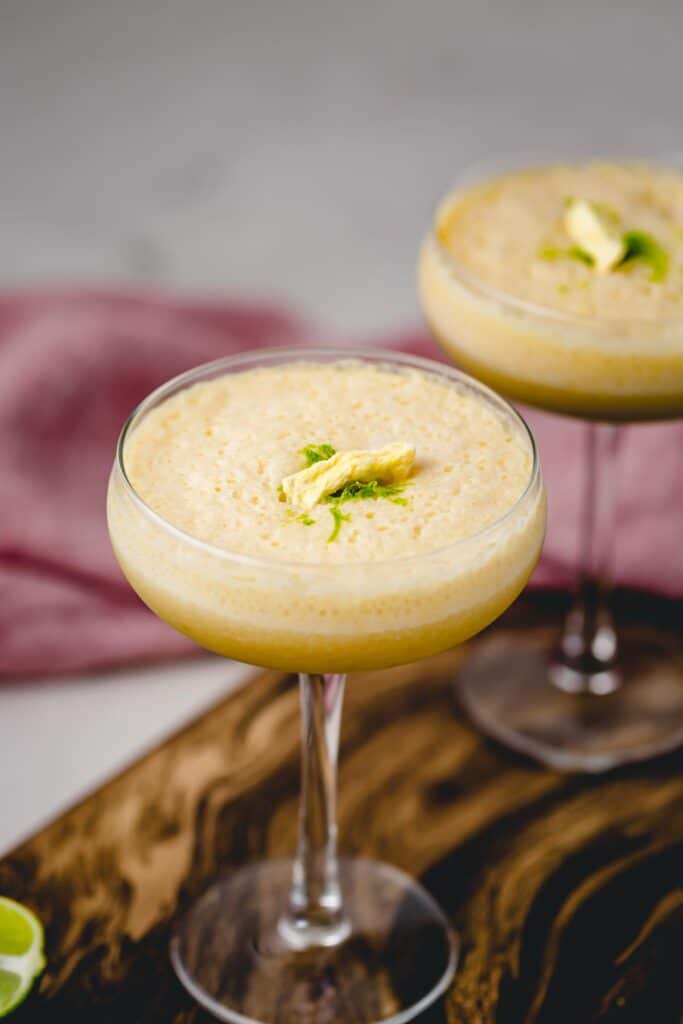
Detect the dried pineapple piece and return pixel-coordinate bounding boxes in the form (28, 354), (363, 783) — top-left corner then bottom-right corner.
(564, 198), (625, 273)
(282, 443), (415, 510)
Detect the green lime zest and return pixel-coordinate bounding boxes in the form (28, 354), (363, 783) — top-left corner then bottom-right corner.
(301, 443), (336, 467)
(567, 245), (595, 266)
(620, 230), (669, 282)
(327, 507), (351, 542)
(284, 509), (316, 526)
(592, 201), (621, 226)
(323, 479), (409, 541)
(325, 479), (409, 507)
(292, 445), (411, 542)
(539, 245), (594, 267)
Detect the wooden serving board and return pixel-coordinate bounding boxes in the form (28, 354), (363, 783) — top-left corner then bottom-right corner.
(1, 594), (682, 1024)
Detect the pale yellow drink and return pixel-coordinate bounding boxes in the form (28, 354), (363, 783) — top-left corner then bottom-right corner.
(419, 161), (683, 420)
(107, 357), (544, 673)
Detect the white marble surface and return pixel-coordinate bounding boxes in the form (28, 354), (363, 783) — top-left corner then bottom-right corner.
(2, 0), (682, 853)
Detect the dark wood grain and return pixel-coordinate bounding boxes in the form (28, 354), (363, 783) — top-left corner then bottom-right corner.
(1, 593), (682, 1024)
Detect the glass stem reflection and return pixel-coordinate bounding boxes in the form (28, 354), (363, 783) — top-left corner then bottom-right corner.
(280, 673), (351, 949)
(551, 423), (622, 696)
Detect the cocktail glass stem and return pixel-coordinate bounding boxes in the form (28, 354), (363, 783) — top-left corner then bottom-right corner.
(279, 672), (351, 948)
(551, 423), (622, 695)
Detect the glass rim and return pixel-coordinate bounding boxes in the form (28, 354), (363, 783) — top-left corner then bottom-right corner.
(115, 345), (541, 572)
(427, 148), (683, 333)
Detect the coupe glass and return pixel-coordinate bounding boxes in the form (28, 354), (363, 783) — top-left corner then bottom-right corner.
(107, 347), (544, 1023)
(420, 154), (683, 772)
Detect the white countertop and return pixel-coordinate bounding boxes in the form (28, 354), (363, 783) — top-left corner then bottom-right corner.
(1, 0), (681, 854)
(2, 659), (255, 853)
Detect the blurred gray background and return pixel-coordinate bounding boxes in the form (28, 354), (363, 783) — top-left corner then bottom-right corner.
(1, 0), (681, 851)
(2, 0), (682, 332)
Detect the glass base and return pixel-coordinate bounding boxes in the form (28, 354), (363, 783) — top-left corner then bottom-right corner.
(459, 629), (683, 772)
(170, 857), (457, 1024)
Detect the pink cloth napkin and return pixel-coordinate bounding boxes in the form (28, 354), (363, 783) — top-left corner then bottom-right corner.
(1, 291), (681, 678)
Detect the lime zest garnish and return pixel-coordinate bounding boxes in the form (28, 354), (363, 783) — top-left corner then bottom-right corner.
(282, 443), (414, 511)
(539, 245), (595, 267)
(591, 201), (621, 226)
(564, 198), (626, 273)
(284, 444), (413, 541)
(0, 897), (46, 1018)
(327, 506), (351, 543)
(620, 229), (669, 282)
(567, 245), (595, 267)
(325, 479), (409, 507)
(284, 509), (316, 526)
(322, 479), (409, 541)
(300, 443), (336, 467)
(557, 199), (669, 282)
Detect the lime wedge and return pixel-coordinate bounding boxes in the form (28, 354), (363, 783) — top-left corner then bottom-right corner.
(0, 897), (46, 1017)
